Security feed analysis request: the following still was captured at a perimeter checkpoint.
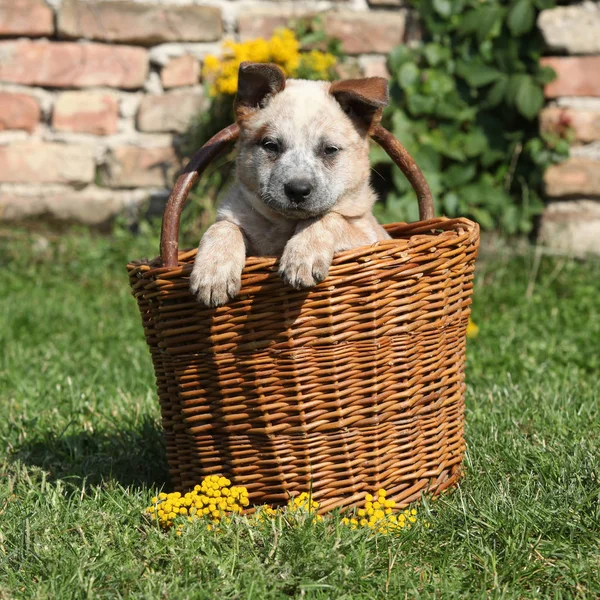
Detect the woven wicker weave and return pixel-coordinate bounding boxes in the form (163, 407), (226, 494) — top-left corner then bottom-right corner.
(127, 123), (480, 513)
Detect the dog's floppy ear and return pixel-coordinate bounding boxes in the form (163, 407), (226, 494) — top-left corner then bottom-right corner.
(235, 62), (286, 121)
(330, 77), (389, 133)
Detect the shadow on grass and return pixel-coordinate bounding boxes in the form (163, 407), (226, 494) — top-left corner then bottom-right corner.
(12, 416), (169, 490)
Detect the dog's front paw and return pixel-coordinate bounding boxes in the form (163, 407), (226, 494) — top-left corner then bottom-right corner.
(190, 258), (242, 307)
(279, 243), (333, 290)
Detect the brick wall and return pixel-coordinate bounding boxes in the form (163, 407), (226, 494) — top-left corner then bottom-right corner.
(537, 2), (600, 256)
(0, 0), (599, 255)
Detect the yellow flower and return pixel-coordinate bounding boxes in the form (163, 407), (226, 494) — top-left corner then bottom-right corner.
(298, 50), (337, 79)
(203, 54), (221, 74)
(467, 317), (479, 338)
(203, 28), (337, 97)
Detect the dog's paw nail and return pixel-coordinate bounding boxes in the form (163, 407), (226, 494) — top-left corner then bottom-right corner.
(189, 265), (241, 308)
(312, 265), (329, 283)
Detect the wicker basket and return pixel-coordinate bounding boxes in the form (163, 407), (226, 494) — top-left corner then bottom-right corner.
(127, 123), (480, 513)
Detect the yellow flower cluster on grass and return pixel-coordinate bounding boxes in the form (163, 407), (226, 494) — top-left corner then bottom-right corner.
(203, 29), (338, 96)
(146, 479), (427, 537)
(341, 489), (421, 535)
(145, 475), (249, 534)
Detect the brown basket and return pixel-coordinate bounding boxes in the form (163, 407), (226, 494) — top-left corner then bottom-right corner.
(127, 123), (480, 513)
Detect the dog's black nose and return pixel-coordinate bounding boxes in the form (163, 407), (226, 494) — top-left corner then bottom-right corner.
(284, 179), (313, 203)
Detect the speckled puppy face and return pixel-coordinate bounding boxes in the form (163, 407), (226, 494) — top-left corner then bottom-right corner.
(236, 80), (371, 219)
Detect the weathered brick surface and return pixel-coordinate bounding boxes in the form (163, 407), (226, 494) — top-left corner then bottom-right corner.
(0, 41), (148, 89)
(58, 0), (222, 45)
(0, 186), (155, 225)
(0, 0), (54, 37)
(238, 9), (307, 41)
(540, 199), (600, 256)
(544, 158), (600, 198)
(161, 55), (200, 88)
(368, 0), (404, 5)
(540, 107), (600, 144)
(53, 92), (119, 136)
(0, 142), (95, 184)
(137, 91), (205, 133)
(324, 12), (407, 54)
(239, 9), (407, 54)
(359, 56), (390, 79)
(538, 3), (600, 55)
(541, 57), (600, 98)
(101, 146), (179, 188)
(0, 92), (41, 133)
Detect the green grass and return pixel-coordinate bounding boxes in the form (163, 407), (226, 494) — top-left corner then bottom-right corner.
(1, 229), (599, 599)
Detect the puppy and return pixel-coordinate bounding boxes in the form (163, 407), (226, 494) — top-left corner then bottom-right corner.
(190, 61), (391, 307)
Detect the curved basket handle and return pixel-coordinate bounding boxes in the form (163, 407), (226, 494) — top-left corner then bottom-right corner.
(160, 123), (434, 268)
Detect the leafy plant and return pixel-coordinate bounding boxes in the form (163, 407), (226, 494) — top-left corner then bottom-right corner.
(373, 0), (570, 233)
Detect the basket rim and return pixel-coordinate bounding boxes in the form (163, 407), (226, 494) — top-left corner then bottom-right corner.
(128, 216), (479, 277)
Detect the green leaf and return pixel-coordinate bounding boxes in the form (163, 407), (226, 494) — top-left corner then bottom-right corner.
(422, 69), (455, 96)
(423, 43), (450, 67)
(442, 192), (460, 215)
(420, 170), (444, 198)
(486, 77), (508, 107)
(515, 76), (544, 120)
(500, 204), (520, 234)
(412, 145), (442, 175)
(507, 0), (535, 36)
(455, 61), (503, 87)
(433, 0), (452, 18)
(391, 163), (411, 195)
(505, 74), (529, 107)
(471, 207), (495, 229)
(369, 143), (392, 166)
(534, 65), (556, 85)
(407, 94), (437, 116)
(389, 45), (413, 74)
(398, 63), (420, 89)
(463, 129), (488, 157)
(458, 6), (504, 43)
(391, 110), (415, 144)
(444, 163), (477, 188)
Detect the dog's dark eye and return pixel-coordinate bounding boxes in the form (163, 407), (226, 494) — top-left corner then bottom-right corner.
(261, 139), (280, 153)
(323, 145), (340, 156)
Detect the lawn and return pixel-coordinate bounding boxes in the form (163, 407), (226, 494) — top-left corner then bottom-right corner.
(1, 228), (599, 599)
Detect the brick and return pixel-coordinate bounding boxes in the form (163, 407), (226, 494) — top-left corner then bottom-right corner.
(324, 11), (407, 55)
(238, 9), (305, 41)
(101, 146), (179, 188)
(368, 0), (404, 5)
(540, 107), (600, 144)
(544, 158), (600, 198)
(0, 0), (54, 37)
(0, 186), (154, 226)
(0, 92), (41, 133)
(538, 3), (600, 55)
(161, 55), (200, 88)
(52, 92), (119, 136)
(541, 57), (600, 98)
(359, 56), (390, 79)
(539, 200), (600, 256)
(335, 59), (363, 80)
(137, 91), (205, 133)
(0, 142), (95, 184)
(239, 9), (407, 55)
(58, 0), (222, 45)
(0, 41), (148, 89)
